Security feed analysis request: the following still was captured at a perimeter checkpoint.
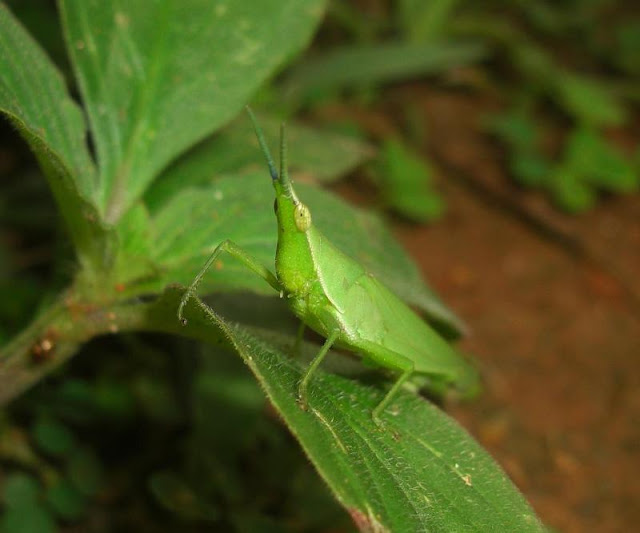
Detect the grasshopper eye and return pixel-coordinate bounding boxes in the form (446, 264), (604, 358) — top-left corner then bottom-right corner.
(273, 199), (278, 213)
(294, 203), (311, 232)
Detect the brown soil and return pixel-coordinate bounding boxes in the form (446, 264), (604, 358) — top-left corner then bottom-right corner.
(323, 87), (640, 533)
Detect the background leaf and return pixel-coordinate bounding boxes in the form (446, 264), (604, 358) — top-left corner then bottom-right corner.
(143, 173), (464, 333)
(145, 112), (374, 209)
(379, 138), (446, 223)
(60, 0), (326, 223)
(281, 41), (486, 103)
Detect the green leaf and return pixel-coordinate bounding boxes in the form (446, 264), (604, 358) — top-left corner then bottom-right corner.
(113, 201), (155, 285)
(564, 128), (638, 193)
(547, 127), (638, 213)
(615, 21), (640, 74)
(281, 41), (487, 103)
(0, 4), (110, 271)
(145, 113), (374, 209)
(509, 151), (551, 187)
(0, 4), (95, 197)
(1, 504), (56, 533)
(379, 138), (446, 223)
(170, 287), (544, 533)
(2, 473), (40, 507)
(398, 0), (461, 43)
(32, 415), (76, 457)
(555, 72), (626, 127)
(66, 447), (103, 497)
(45, 478), (86, 521)
(148, 470), (219, 522)
(486, 110), (538, 152)
(147, 173), (464, 333)
(548, 167), (597, 214)
(59, 0), (326, 223)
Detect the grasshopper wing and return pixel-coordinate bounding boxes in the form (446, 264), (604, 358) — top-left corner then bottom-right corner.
(311, 232), (476, 390)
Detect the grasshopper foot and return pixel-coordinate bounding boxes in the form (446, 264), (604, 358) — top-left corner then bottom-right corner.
(296, 393), (309, 412)
(372, 413), (386, 430)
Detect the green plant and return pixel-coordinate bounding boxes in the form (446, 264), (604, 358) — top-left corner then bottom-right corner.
(377, 137), (447, 222)
(0, 2), (543, 530)
(488, 106), (638, 213)
(458, 2), (639, 212)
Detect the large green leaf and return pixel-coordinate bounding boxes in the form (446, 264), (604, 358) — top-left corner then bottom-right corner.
(0, 4), (109, 271)
(59, 0), (326, 223)
(145, 112), (374, 209)
(144, 173), (464, 333)
(164, 287), (544, 533)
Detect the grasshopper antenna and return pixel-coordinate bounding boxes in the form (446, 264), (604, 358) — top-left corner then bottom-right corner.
(246, 106), (278, 181)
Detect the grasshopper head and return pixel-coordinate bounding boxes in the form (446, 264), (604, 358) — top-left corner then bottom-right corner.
(247, 107), (312, 236)
(248, 107), (316, 294)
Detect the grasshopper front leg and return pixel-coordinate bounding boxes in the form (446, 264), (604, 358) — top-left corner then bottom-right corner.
(178, 239), (280, 325)
(297, 329), (340, 410)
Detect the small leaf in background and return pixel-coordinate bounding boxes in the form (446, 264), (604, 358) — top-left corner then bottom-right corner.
(486, 108), (551, 187)
(2, 472), (41, 507)
(148, 470), (219, 522)
(1, 505), (56, 533)
(615, 21), (640, 74)
(379, 138), (446, 222)
(45, 478), (86, 521)
(131, 376), (182, 424)
(32, 415), (76, 458)
(509, 151), (551, 187)
(548, 166), (597, 214)
(1, 473), (56, 533)
(554, 72), (626, 127)
(66, 447), (103, 497)
(282, 41), (487, 104)
(397, 0), (461, 43)
(487, 109), (539, 152)
(564, 128), (638, 193)
(92, 380), (137, 420)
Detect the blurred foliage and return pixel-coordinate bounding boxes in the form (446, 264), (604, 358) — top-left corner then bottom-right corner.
(376, 138), (446, 222)
(287, 0), (639, 215)
(5, 0), (637, 530)
(2, 336), (350, 531)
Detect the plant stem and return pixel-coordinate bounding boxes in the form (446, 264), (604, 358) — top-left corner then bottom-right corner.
(0, 286), (231, 406)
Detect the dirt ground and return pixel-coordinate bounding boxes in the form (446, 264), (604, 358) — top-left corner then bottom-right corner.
(325, 88), (640, 533)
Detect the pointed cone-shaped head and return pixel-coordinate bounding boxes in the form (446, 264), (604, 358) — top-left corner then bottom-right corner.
(247, 107), (315, 294)
(247, 107), (309, 234)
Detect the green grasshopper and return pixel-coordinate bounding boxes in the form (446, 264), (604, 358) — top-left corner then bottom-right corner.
(178, 108), (477, 424)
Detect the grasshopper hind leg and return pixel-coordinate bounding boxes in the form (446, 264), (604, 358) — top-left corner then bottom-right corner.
(372, 357), (414, 427)
(356, 341), (416, 426)
(293, 322), (306, 357)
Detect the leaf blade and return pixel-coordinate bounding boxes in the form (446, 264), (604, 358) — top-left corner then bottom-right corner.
(60, 0), (326, 222)
(0, 4), (110, 270)
(169, 287), (544, 533)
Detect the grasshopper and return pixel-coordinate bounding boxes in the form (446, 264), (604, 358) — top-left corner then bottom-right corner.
(179, 108), (477, 424)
